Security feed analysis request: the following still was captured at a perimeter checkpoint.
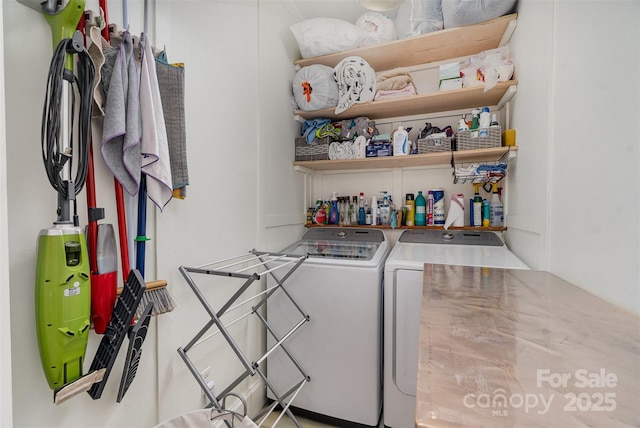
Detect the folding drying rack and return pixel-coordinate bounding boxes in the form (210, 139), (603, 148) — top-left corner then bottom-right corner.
(178, 250), (310, 428)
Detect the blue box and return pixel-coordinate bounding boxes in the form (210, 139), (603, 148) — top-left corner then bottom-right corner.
(366, 142), (392, 158)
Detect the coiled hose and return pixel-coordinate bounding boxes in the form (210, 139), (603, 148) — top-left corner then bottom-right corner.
(41, 32), (95, 222)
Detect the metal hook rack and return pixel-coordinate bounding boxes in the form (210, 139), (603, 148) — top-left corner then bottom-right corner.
(451, 147), (512, 184)
(178, 250), (310, 428)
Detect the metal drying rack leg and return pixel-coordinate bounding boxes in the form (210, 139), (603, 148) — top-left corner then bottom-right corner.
(177, 250), (310, 428)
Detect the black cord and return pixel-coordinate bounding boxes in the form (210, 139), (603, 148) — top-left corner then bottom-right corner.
(41, 34), (95, 204)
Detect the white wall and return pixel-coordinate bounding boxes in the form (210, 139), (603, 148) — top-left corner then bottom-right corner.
(0, 1), (14, 426)
(509, 0), (639, 315)
(548, 1), (639, 314)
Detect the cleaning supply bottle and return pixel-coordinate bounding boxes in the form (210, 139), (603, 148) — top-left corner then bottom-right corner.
(393, 126), (409, 156)
(470, 108), (480, 136)
(350, 196), (358, 225)
(380, 191), (391, 225)
(313, 200), (326, 225)
(358, 192), (366, 225)
(479, 107), (491, 138)
(482, 199), (490, 227)
(457, 114), (469, 132)
(329, 192), (339, 225)
(490, 113), (500, 128)
(426, 190), (434, 226)
(405, 193), (415, 226)
(370, 195), (378, 226)
(490, 183), (504, 227)
(415, 191), (426, 226)
(472, 184), (483, 227)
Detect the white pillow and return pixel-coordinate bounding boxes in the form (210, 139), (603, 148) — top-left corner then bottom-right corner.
(290, 18), (368, 58)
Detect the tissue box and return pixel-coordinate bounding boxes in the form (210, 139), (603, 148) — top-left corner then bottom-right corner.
(439, 62), (462, 91)
(366, 142), (392, 158)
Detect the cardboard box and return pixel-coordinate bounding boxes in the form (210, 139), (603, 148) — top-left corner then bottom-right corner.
(366, 142), (392, 158)
(439, 62), (462, 91)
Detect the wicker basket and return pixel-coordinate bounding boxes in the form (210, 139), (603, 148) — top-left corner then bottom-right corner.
(417, 136), (452, 153)
(295, 136), (331, 161)
(456, 126), (502, 151)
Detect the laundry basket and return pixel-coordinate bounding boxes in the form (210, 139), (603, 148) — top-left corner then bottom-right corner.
(295, 136), (331, 161)
(456, 126), (502, 151)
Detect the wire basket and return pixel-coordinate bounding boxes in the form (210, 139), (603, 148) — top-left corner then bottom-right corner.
(295, 136), (331, 161)
(456, 126), (502, 151)
(417, 136), (452, 153)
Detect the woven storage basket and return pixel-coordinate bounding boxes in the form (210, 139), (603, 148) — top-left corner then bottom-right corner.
(417, 136), (452, 153)
(456, 126), (502, 150)
(295, 136), (331, 161)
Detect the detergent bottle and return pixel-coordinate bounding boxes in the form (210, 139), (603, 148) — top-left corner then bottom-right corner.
(415, 191), (426, 226)
(329, 192), (339, 225)
(472, 184), (483, 227)
(393, 126), (409, 156)
(490, 183), (504, 227)
(358, 192), (366, 225)
(405, 193), (415, 226)
(313, 200), (326, 224)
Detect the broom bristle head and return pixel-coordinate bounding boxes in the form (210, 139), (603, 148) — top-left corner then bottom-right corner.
(134, 287), (177, 319)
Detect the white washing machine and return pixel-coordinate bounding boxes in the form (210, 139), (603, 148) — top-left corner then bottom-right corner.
(383, 229), (529, 428)
(266, 228), (390, 427)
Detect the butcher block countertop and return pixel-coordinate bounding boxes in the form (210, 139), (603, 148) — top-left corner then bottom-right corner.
(416, 265), (640, 427)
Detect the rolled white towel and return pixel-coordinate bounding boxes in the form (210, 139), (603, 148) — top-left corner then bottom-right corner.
(333, 56), (376, 114)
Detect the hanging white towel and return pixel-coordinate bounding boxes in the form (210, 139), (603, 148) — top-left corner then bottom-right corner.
(139, 37), (173, 210)
(101, 31), (141, 196)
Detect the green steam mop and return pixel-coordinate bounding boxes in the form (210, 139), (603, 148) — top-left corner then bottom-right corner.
(18, 0), (104, 402)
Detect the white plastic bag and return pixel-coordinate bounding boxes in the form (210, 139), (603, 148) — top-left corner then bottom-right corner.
(290, 18), (367, 58)
(356, 12), (397, 47)
(395, 0), (444, 39)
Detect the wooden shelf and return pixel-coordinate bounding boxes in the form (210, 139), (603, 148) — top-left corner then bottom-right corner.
(294, 14), (517, 71)
(294, 146), (517, 172)
(305, 224), (507, 231)
(294, 80), (517, 121)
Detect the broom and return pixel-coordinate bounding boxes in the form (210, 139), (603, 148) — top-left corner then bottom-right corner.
(117, 279), (176, 319)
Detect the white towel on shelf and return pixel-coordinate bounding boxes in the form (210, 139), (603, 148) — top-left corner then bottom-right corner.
(139, 37), (173, 210)
(333, 56), (376, 114)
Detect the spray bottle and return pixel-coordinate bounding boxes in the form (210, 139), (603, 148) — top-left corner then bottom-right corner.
(490, 183), (504, 227)
(473, 184), (483, 227)
(380, 191), (391, 225)
(329, 192), (339, 224)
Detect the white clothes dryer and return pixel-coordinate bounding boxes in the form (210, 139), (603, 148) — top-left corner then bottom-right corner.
(266, 228), (390, 427)
(383, 229), (528, 428)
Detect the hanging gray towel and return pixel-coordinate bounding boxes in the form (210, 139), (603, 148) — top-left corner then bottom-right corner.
(100, 31), (141, 196)
(155, 52), (189, 193)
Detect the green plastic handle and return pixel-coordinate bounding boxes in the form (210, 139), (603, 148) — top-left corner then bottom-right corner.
(43, 0), (85, 71)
